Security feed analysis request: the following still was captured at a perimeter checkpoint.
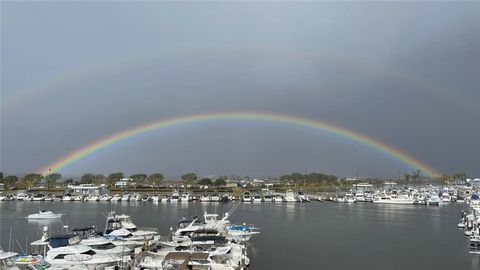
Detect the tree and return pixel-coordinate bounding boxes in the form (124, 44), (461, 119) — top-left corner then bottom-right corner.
(45, 173), (62, 189)
(81, 173), (96, 184)
(1, 175), (18, 189)
(106, 172), (124, 188)
(147, 173), (164, 190)
(214, 177), (227, 187)
(198, 178), (213, 186)
(181, 173), (197, 186)
(63, 178), (74, 186)
(20, 173), (43, 189)
(130, 174), (148, 187)
(93, 174), (106, 185)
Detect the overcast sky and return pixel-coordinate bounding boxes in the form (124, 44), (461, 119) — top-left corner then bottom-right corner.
(1, 1), (479, 178)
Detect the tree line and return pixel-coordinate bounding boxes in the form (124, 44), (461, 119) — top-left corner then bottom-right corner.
(0, 171), (228, 190)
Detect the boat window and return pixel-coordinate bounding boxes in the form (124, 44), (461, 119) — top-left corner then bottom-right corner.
(91, 243), (116, 250)
(81, 249), (96, 255)
(53, 254), (66, 259)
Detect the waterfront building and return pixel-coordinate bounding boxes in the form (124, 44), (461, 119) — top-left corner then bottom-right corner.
(66, 184), (108, 196)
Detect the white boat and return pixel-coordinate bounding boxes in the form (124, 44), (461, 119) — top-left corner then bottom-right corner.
(200, 194), (211, 202)
(373, 194), (415, 205)
(297, 191), (310, 202)
(180, 192), (192, 202)
(31, 194), (46, 201)
(284, 190), (297, 202)
(62, 194), (73, 201)
(110, 195), (122, 202)
(242, 192), (252, 203)
(427, 193), (441, 206)
(441, 192), (452, 203)
(252, 194), (263, 203)
(27, 210), (62, 219)
(38, 239), (124, 270)
(0, 250), (19, 270)
(210, 193), (221, 202)
(170, 191), (180, 202)
(272, 194), (284, 202)
(121, 193), (131, 202)
(16, 192), (29, 201)
(151, 194), (160, 203)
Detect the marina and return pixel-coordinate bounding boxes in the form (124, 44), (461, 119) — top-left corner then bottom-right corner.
(1, 184), (480, 269)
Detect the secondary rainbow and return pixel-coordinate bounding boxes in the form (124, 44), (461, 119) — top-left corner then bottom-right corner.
(38, 112), (441, 176)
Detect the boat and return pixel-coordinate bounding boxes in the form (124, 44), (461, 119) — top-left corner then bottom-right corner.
(252, 194), (263, 203)
(272, 194), (284, 202)
(242, 192), (252, 203)
(441, 192), (452, 203)
(427, 193), (441, 206)
(32, 235), (126, 270)
(373, 194), (415, 205)
(284, 190), (297, 202)
(180, 192), (192, 202)
(16, 192), (29, 201)
(31, 194), (46, 201)
(62, 194), (73, 201)
(0, 250), (19, 270)
(297, 191), (310, 202)
(200, 194), (211, 202)
(27, 210), (62, 219)
(210, 193), (221, 202)
(170, 190), (180, 202)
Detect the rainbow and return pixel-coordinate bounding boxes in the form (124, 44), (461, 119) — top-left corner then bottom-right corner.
(38, 111), (441, 176)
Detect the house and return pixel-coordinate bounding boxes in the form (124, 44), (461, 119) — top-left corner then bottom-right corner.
(115, 178), (135, 189)
(66, 184), (108, 196)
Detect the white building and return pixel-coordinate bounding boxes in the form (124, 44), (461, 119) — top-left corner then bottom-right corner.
(67, 184), (108, 195)
(115, 178), (135, 189)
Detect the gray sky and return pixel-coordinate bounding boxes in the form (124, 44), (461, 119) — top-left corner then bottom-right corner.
(1, 1), (479, 178)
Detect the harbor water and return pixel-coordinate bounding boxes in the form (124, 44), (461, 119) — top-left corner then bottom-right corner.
(0, 201), (477, 269)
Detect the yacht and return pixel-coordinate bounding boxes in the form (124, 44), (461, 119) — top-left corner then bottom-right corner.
(200, 194), (211, 202)
(16, 192), (29, 201)
(62, 194), (73, 201)
(272, 194), (284, 202)
(284, 190), (297, 202)
(180, 192), (192, 202)
(170, 190), (180, 202)
(0, 250), (19, 270)
(441, 192), (452, 203)
(210, 193), (221, 202)
(99, 195), (112, 202)
(252, 194), (263, 203)
(121, 193), (131, 202)
(72, 227), (132, 257)
(30, 232), (125, 270)
(151, 194), (160, 203)
(31, 194), (46, 201)
(373, 194), (415, 205)
(27, 210), (62, 219)
(242, 192), (252, 203)
(297, 191), (310, 202)
(427, 193), (441, 206)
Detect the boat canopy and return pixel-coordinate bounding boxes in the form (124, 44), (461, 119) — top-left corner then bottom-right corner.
(48, 234), (80, 248)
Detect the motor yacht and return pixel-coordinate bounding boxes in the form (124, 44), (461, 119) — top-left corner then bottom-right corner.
(0, 250), (19, 270)
(16, 192), (29, 201)
(242, 192), (252, 203)
(27, 210), (62, 219)
(180, 192), (192, 202)
(170, 191), (180, 202)
(252, 194), (263, 203)
(283, 190), (297, 202)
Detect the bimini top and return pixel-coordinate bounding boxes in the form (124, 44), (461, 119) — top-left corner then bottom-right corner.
(471, 193), (479, 200)
(48, 234), (81, 248)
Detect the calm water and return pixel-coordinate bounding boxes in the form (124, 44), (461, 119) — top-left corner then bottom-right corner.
(0, 201), (477, 269)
